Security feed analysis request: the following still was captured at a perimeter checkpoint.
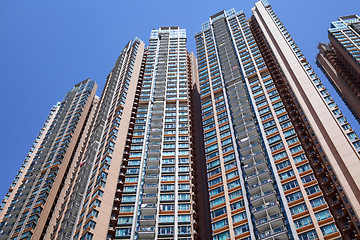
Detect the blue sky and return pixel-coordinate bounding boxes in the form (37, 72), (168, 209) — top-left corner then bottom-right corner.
(0, 0), (359, 200)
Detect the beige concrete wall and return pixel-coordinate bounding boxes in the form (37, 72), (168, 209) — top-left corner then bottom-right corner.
(253, 1), (360, 219)
(32, 83), (98, 239)
(90, 41), (145, 239)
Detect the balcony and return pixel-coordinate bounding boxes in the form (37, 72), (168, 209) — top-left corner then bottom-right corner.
(259, 226), (287, 239)
(143, 184), (158, 194)
(245, 169), (270, 181)
(255, 213), (282, 226)
(248, 179), (273, 192)
(250, 190), (276, 202)
(145, 166), (159, 174)
(139, 215), (156, 226)
(138, 227), (155, 239)
(252, 201), (279, 214)
(142, 193), (157, 203)
(144, 175), (159, 184)
(141, 203), (157, 215)
(244, 159), (265, 171)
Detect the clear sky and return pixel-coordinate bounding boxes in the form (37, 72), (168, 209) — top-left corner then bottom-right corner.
(0, 0), (359, 200)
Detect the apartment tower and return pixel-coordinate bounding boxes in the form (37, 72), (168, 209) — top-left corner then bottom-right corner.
(2, 1), (360, 240)
(195, 0), (360, 239)
(0, 79), (98, 240)
(317, 15), (360, 123)
(50, 38), (146, 240)
(51, 28), (201, 240)
(0, 103), (60, 222)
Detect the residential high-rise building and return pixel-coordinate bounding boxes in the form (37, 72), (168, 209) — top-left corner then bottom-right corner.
(317, 15), (360, 123)
(2, 1), (360, 240)
(0, 103), (60, 221)
(51, 28), (203, 240)
(0, 79), (98, 240)
(195, 0), (360, 239)
(50, 38), (146, 240)
(103, 26), (199, 240)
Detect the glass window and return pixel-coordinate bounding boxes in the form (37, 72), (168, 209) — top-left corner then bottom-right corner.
(115, 228), (131, 236)
(159, 215), (174, 223)
(212, 219), (228, 230)
(290, 203), (307, 215)
(294, 216), (312, 229)
(310, 197), (326, 208)
(234, 223), (249, 236)
(320, 223), (338, 236)
(315, 210), (332, 221)
(298, 230), (318, 240)
(232, 212), (246, 223)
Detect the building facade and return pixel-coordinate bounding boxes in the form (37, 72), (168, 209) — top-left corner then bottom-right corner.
(0, 103), (60, 222)
(50, 38), (145, 240)
(317, 15), (360, 124)
(51, 28), (202, 240)
(0, 79), (98, 240)
(195, 1), (360, 239)
(2, 1), (360, 240)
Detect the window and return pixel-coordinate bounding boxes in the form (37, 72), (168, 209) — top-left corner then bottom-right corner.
(298, 230), (318, 240)
(119, 206), (134, 212)
(178, 194), (190, 200)
(209, 186), (224, 196)
(310, 197), (326, 208)
(210, 196), (225, 207)
(213, 231), (230, 240)
(276, 160), (290, 170)
(209, 176), (222, 187)
(273, 151), (287, 160)
(290, 203), (307, 215)
(290, 145), (302, 154)
(301, 174), (315, 184)
(297, 164), (311, 173)
(315, 210), (332, 221)
(270, 142), (284, 152)
(178, 214), (190, 222)
(305, 185), (320, 195)
(212, 219), (228, 230)
(227, 180), (240, 189)
(293, 154), (306, 163)
(232, 212), (246, 223)
(283, 129), (296, 138)
(294, 216), (312, 229)
(320, 223), (337, 236)
(160, 194), (174, 201)
(283, 180), (298, 191)
(178, 226), (191, 234)
(234, 223), (249, 235)
(286, 136), (298, 145)
(160, 204), (174, 211)
(159, 226), (174, 235)
(226, 171), (238, 179)
(211, 207), (227, 218)
(286, 191), (302, 203)
(230, 200), (244, 211)
(84, 220), (96, 230)
(159, 215), (174, 223)
(279, 170), (294, 180)
(178, 184), (189, 190)
(179, 204), (190, 210)
(229, 190), (242, 200)
(161, 184), (174, 191)
(118, 216), (133, 225)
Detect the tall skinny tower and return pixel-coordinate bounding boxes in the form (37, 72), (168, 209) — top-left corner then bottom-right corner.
(317, 15), (360, 123)
(0, 79), (98, 240)
(195, 1), (360, 239)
